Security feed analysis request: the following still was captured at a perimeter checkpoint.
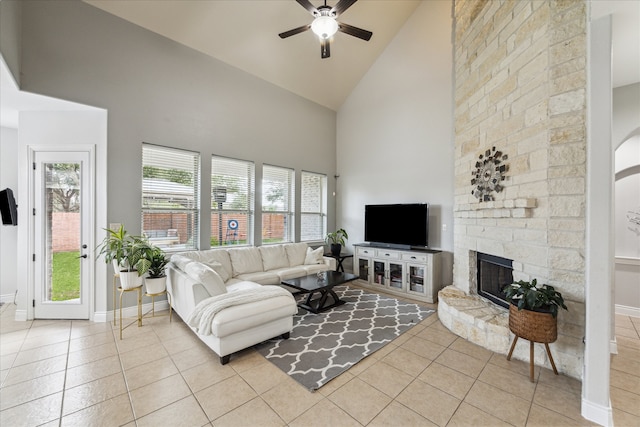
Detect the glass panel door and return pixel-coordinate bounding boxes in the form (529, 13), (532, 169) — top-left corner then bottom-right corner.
(373, 260), (385, 286)
(408, 265), (426, 294)
(34, 151), (91, 319)
(358, 258), (369, 282)
(389, 262), (404, 290)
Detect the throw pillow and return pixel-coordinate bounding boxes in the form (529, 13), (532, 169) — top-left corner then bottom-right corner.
(171, 254), (195, 271)
(203, 261), (230, 282)
(184, 262), (227, 297)
(200, 250), (233, 280)
(304, 246), (324, 265)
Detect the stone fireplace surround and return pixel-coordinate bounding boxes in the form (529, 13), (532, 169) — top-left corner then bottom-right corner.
(440, 0), (588, 380)
(438, 199), (583, 379)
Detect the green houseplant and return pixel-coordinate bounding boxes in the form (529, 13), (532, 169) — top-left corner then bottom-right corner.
(96, 224), (129, 272)
(118, 235), (153, 289)
(144, 246), (169, 294)
(325, 228), (348, 256)
(503, 278), (568, 318)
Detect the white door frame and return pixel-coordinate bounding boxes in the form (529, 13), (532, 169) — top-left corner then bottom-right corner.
(27, 145), (96, 320)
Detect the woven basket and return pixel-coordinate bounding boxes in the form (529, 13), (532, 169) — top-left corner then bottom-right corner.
(508, 303), (557, 343)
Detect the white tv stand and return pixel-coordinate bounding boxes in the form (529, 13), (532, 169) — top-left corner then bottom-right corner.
(353, 243), (442, 303)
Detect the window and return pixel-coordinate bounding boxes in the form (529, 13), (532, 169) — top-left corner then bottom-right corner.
(211, 156), (255, 247)
(142, 144), (200, 251)
(262, 165), (294, 244)
(300, 171), (327, 241)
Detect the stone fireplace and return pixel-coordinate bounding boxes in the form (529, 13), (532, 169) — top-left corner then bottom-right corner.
(438, 0), (587, 379)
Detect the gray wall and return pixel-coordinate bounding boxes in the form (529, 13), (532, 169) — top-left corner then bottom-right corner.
(336, 1), (454, 284)
(0, 0), (21, 85)
(19, 0), (337, 247)
(16, 0), (337, 313)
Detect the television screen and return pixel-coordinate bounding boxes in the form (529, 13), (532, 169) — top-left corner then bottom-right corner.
(365, 203), (428, 248)
(0, 188), (18, 226)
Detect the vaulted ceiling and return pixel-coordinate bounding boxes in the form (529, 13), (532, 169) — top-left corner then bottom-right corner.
(2, 1), (638, 128)
(85, 0), (422, 111)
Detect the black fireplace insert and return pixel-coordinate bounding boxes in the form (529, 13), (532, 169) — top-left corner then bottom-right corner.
(477, 253), (513, 308)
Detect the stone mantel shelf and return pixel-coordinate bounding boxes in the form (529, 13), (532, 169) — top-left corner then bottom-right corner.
(454, 198), (537, 219)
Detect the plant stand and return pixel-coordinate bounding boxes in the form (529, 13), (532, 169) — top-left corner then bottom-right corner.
(506, 304), (559, 382)
(144, 289), (172, 323)
(118, 285), (143, 340)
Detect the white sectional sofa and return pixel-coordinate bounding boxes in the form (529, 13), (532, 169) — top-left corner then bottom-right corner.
(166, 243), (335, 364)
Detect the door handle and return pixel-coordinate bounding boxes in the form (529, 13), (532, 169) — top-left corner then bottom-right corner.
(77, 254), (88, 259)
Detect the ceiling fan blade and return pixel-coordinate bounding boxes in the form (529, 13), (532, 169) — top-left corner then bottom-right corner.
(279, 24), (311, 39)
(296, 0), (319, 16)
(321, 38), (331, 58)
(338, 22), (372, 41)
(331, 0), (358, 16)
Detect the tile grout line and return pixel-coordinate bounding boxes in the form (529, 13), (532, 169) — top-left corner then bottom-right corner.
(56, 320), (75, 427)
(111, 318), (141, 426)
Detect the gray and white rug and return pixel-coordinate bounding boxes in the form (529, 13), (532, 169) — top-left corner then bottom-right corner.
(255, 285), (435, 391)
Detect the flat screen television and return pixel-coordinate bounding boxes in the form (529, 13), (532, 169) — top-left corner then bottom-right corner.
(0, 188), (18, 226)
(365, 203), (428, 248)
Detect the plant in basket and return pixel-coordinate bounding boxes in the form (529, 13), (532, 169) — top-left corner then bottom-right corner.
(503, 279), (568, 382)
(503, 278), (568, 318)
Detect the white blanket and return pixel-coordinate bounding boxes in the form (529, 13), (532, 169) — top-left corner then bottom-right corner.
(187, 285), (293, 336)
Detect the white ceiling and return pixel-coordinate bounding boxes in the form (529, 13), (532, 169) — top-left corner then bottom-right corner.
(85, 0), (422, 111)
(1, 0), (638, 129)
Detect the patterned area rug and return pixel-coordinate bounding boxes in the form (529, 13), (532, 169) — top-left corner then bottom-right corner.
(255, 285), (435, 391)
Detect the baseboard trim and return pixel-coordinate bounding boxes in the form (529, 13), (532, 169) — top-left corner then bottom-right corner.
(610, 337), (618, 355)
(93, 311), (109, 323)
(0, 293), (15, 304)
(581, 398), (613, 427)
(615, 304), (640, 318)
(14, 309), (27, 321)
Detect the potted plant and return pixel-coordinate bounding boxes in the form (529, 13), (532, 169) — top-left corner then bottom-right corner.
(503, 279), (568, 381)
(145, 246), (169, 294)
(118, 235), (153, 289)
(503, 278), (568, 319)
(96, 224), (129, 273)
(325, 228), (348, 256)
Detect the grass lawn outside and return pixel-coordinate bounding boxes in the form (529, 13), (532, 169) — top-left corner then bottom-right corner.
(52, 251), (80, 301)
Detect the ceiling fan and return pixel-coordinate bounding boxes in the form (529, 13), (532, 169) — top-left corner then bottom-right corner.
(279, 0), (373, 59)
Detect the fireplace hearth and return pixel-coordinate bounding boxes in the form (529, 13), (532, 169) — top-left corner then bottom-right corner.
(476, 253), (513, 308)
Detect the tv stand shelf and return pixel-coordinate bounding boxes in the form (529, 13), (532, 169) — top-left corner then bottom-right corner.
(354, 244), (442, 303)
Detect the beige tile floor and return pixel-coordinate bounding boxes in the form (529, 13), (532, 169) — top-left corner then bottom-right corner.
(1, 297), (638, 427)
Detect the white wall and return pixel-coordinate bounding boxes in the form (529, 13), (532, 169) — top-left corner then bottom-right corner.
(16, 110), (108, 321)
(336, 0), (454, 284)
(0, 126), (18, 303)
(613, 83), (640, 315)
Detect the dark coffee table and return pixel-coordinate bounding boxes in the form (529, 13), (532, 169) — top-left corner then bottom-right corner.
(281, 271), (358, 314)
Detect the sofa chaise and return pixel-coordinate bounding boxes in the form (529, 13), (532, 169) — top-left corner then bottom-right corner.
(166, 243), (336, 364)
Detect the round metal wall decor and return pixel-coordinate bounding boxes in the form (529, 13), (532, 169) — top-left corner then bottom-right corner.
(471, 147), (508, 202)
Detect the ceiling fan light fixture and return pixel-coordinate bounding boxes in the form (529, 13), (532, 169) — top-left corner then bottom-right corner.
(311, 16), (338, 39)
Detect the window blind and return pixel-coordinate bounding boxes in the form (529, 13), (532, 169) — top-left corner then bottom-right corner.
(211, 156), (255, 247)
(300, 171), (327, 241)
(262, 165), (295, 244)
(141, 144), (200, 251)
